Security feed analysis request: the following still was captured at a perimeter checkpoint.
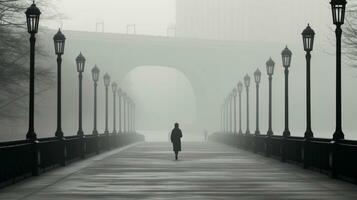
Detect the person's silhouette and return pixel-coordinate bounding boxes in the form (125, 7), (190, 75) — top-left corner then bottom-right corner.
(170, 123), (183, 160)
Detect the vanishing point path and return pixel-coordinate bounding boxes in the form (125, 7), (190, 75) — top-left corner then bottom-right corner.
(1, 142), (357, 200)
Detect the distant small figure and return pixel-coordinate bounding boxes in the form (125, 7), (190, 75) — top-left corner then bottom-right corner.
(204, 130), (208, 142)
(171, 123), (183, 160)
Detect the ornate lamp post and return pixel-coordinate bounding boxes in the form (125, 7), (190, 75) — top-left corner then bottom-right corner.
(111, 82), (118, 134)
(25, 1), (41, 141)
(133, 102), (136, 133)
(123, 93), (127, 133)
(266, 58), (275, 136)
(118, 88), (122, 133)
(128, 97), (132, 133)
(237, 82), (243, 134)
(53, 29), (65, 138)
(91, 65), (100, 135)
(225, 97), (229, 134)
(222, 103), (225, 133)
(244, 74), (251, 134)
(127, 98), (131, 133)
(331, 0), (347, 140)
(229, 94), (233, 134)
(302, 24), (315, 138)
(103, 73), (111, 134)
(282, 46), (292, 137)
(233, 88), (238, 134)
(254, 69), (261, 135)
(76, 53), (85, 136)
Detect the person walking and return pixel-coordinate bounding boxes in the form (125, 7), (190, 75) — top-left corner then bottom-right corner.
(170, 123), (183, 160)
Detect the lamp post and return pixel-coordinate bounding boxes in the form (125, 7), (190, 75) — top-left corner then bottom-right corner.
(132, 102), (136, 133)
(237, 82), (243, 134)
(254, 69), (261, 135)
(266, 58), (275, 136)
(118, 88), (122, 133)
(92, 65), (100, 135)
(230, 94), (234, 134)
(331, 0), (347, 140)
(112, 82), (118, 134)
(281, 46), (293, 137)
(76, 53), (85, 136)
(222, 104), (225, 133)
(225, 97), (229, 134)
(129, 100), (132, 133)
(25, 1), (41, 141)
(123, 93), (127, 133)
(103, 73), (111, 135)
(233, 88), (238, 134)
(302, 24), (315, 138)
(244, 74), (251, 134)
(127, 98), (131, 133)
(53, 29), (65, 138)
(128, 98), (131, 133)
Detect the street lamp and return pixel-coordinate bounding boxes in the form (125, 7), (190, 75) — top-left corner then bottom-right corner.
(302, 24), (315, 138)
(132, 101), (135, 132)
(117, 88), (122, 133)
(331, 0), (347, 140)
(76, 53), (85, 136)
(225, 97), (229, 134)
(254, 68), (261, 135)
(103, 73), (111, 134)
(127, 98), (131, 133)
(229, 94), (233, 134)
(282, 46), (292, 137)
(221, 103), (225, 133)
(53, 29), (65, 138)
(244, 74), (251, 134)
(127, 97), (132, 133)
(266, 57), (275, 136)
(92, 65), (100, 135)
(237, 82), (243, 134)
(122, 93), (127, 133)
(112, 82), (118, 134)
(232, 88), (238, 134)
(25, 1), (41, 141)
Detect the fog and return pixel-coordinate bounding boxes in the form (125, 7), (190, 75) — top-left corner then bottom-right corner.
(2, 0), (357, 141)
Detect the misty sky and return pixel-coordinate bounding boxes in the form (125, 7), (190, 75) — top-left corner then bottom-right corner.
(44, 0), (176, 36)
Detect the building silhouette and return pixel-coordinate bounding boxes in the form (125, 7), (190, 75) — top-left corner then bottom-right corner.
(176, 0), (328, 43)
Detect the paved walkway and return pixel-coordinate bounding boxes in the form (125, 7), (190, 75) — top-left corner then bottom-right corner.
(1, 142), (357, 200)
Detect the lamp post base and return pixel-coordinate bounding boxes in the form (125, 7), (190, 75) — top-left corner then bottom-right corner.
(304, 129), (313, 138)
(245, 130), (250, 135)
(112, 130), (117, 135)
(92, 130), (98, 135)
(77, 130), (84, 137)
(333, 130), (344, 140)
(254, 130), (260, 135)
(55, 130), (64, 138)
(283, 130), (290, 137)
(104, 130), (109, 135)
(267, 130), (273, 136)
(26, 130), (37, 141)
(238, 130), (243, 135)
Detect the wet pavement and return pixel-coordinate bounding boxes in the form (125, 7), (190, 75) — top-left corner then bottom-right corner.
(1, 142), (357, 200)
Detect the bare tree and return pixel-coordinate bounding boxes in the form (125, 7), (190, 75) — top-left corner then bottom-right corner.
(0, 0), (55, 121)
(343, 2), (357, 68)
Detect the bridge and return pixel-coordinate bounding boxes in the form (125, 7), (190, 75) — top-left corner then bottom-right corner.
(1, 1), (357, 198)
(0, 29), (357, 200)
(1, 142), (357, 199)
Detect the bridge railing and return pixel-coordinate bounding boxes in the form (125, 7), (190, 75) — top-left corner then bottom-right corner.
(0, 133), (144, 188)
(209, 133), (357, 184)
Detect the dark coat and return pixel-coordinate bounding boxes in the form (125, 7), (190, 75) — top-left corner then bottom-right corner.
(171, 128), (182, 152)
